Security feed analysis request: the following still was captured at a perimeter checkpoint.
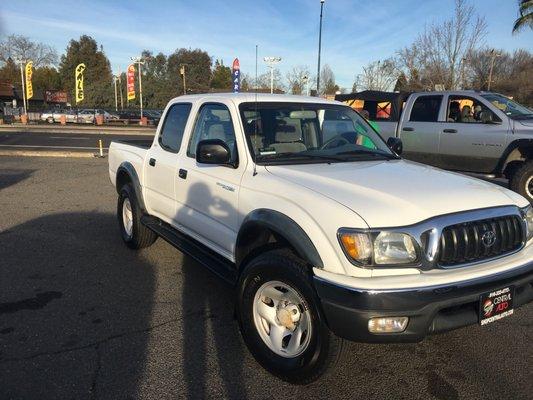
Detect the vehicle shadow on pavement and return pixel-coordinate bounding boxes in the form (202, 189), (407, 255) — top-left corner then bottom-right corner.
(0, 168), (35, 190)
(0, 212), (156, 400)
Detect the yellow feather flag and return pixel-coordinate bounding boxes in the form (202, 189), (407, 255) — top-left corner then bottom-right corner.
(25, 61), (33, 100)
(75, 63), (86, 104)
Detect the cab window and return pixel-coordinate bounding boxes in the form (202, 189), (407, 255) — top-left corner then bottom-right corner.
(187, 103), (237, 162)
(446, 95), (501, 123)
(159, 103), (192, 152)
(409, 95), (442, 122)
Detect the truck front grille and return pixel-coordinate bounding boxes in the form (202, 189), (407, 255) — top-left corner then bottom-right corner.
(438, 215), (524, 267)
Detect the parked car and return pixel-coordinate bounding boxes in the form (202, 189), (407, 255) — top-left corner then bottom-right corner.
(336, 90), (533, 202)
(108, 93), (533, 384)
(40, 110), (56, 123)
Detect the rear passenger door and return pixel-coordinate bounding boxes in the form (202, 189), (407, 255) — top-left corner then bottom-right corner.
(399, 94), (444, 166)
(175, 101), (246, 258)
(144, 102), (192, 223)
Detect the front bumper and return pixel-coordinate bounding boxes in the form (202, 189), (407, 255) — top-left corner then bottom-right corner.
(314, 262), (533, 343)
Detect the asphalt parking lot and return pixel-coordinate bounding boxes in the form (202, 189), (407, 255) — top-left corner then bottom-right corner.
(0, 156), (531, 400)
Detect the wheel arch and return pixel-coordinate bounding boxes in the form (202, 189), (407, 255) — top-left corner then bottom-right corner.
(497, 139), (533, 177)
(235, 209), (324, 273)
(116, 162), (146, 212)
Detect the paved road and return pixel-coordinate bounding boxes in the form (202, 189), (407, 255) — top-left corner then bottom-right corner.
(0, 131), (154, 153)
(0, 157), (531, 400)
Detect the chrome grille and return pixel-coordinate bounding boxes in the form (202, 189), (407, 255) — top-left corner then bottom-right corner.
(438, 215), (524, 267)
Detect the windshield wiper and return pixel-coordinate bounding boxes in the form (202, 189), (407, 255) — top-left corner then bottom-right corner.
(336, 149), (399, 159)
(257, 152), (346, 162)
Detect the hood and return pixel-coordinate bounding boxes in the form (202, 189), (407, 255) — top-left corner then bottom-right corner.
(515, 119), (533, 129)
(266, 160), (523, 227)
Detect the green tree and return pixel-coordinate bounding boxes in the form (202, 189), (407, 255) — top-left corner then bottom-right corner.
(139, 50), (172, 108)
(210, 59), (232, 90)
(167, 48), (212, 94)
(513, 0), (533, 33)
(59, 35), (113, 107)
(33, 66), (61, 92)
(0, 58), (19, 84)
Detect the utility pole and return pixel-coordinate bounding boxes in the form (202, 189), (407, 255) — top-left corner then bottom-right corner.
(180, 65), (187, 95)
(263, 57), (282, 94)
(118, 70), (124, 110)
(487, 49), (500, 91)
(316, 0), (325, 96)
(130, 56), (146, 117)
(303, 75), (309, 96)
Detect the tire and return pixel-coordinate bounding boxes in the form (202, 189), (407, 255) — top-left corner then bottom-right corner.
(510, 160), (533, 203)
(236, 248), (345, 384)
(117, 183), (157, 249)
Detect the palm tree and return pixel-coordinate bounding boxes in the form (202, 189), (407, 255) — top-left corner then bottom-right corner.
(513, 0), (533, 33)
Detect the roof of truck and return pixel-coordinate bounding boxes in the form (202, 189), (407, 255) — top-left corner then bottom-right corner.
(168, 92), (342, 105)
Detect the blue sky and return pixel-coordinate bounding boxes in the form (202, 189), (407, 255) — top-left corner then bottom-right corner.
(0, 0), (531, 89)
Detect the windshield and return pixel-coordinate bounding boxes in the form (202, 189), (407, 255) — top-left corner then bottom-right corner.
(239, 102), (396, 164)
(481, 93), (533, 120)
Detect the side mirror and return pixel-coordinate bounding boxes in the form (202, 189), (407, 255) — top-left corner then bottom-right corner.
(196, 139), (233, 166)
(387, 137), (403, 155)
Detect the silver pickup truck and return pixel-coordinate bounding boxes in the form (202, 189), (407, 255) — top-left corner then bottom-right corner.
(336, 90), (533, 202)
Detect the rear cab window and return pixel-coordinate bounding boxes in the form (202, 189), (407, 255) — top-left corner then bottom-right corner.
(409, 95), (443, 122)
(158, 103), (192, 153)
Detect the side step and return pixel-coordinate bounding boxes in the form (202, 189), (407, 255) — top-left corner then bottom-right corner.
(141, 215), (237, 285)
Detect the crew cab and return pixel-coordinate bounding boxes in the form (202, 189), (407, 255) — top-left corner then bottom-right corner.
(108, 93), (533, 384)
(336, 90), (533, 203)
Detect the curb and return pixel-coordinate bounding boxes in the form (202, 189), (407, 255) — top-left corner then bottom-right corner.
(0, 150), (105, 158)
(0, 125), (156, 136)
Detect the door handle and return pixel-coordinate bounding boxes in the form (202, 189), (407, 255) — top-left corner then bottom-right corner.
(149, 158), (156, 166)
(443, 129), (457, 133)
(178, 169), (188, 179)
(402, 127), (414, 132)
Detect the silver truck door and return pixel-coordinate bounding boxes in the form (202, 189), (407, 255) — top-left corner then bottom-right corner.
(399, 94), (443, 166)
(144, 102), (192, 222)
(438, 94), (508, 173)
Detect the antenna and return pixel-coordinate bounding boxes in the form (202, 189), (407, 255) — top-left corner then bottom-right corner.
(253, 44), (258, 176)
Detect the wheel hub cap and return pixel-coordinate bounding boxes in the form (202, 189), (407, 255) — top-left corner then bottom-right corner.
(252, 281), (312, 358)
(122, 198), (133, 237)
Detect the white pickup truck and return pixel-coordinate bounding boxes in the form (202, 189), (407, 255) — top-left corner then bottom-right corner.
(109, 93), (533, 384)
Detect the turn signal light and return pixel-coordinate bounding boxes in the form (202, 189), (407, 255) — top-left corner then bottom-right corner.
(368, 317), (409, 333)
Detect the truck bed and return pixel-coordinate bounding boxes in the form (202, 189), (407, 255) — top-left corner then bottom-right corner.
(108, 139), (153, 188)
(114, 138), (153, 149)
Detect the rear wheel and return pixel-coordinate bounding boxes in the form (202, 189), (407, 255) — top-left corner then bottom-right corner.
(117, 183), (157, 249)
(510, 160), (533, 203)
(236, 249), (345, 384)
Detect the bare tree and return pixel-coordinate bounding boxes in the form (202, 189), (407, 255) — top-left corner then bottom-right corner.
(355, 58), (400, 91)
(0, 34), (58, 66)
(398, 0), (487, 90)
(286, 65), (313, 95)
(320, 64), (338, 95)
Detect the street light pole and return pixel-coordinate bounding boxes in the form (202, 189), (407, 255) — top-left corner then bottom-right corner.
(316, 0), (325, 96)
(15, 59), (27, 115)
(113, 76), (118, 112)
(131, 56), (145, 118)
(263, 57), (282, 94)
(487, 49), (500, 91)
(180, 65), (187, 95)
(118, 70), (124, 110)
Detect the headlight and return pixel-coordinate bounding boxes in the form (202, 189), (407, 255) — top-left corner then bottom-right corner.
(374, 231), (417, 265)
(338, 229), (418, 266)
(523, 206), (533, 241)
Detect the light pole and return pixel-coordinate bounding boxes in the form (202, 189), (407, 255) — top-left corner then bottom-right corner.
(316, 0), (325, 96)
(263, 57), (282, 94)
(118, 70), (124, 110)
(487, 49), (501, 91)
(131, 56), (146, 117)
(302, 75), (309, 96)
(113, 75), (118, 112)
(13, 58), (27, 115)
(180, 65), (187, 95)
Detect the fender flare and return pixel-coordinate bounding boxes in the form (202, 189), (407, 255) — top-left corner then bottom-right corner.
(235, 209), (323, 269)
(116, 162), (146, 212)
(495, 139), (533, 174)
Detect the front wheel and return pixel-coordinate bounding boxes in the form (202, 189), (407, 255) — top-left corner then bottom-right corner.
(117, 184), (157, 249)
(236, 249), (345, 384)
(510, 161), (533, 203)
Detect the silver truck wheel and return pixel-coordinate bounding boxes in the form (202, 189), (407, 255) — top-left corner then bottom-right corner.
(253, 280), (312, 358)
(122, 197), (133, 238)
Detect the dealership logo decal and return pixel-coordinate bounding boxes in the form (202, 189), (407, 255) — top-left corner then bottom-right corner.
(481, 230), (496, 247)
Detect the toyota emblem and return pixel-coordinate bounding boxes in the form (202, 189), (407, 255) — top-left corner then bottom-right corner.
(482, 230), (497, 247)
